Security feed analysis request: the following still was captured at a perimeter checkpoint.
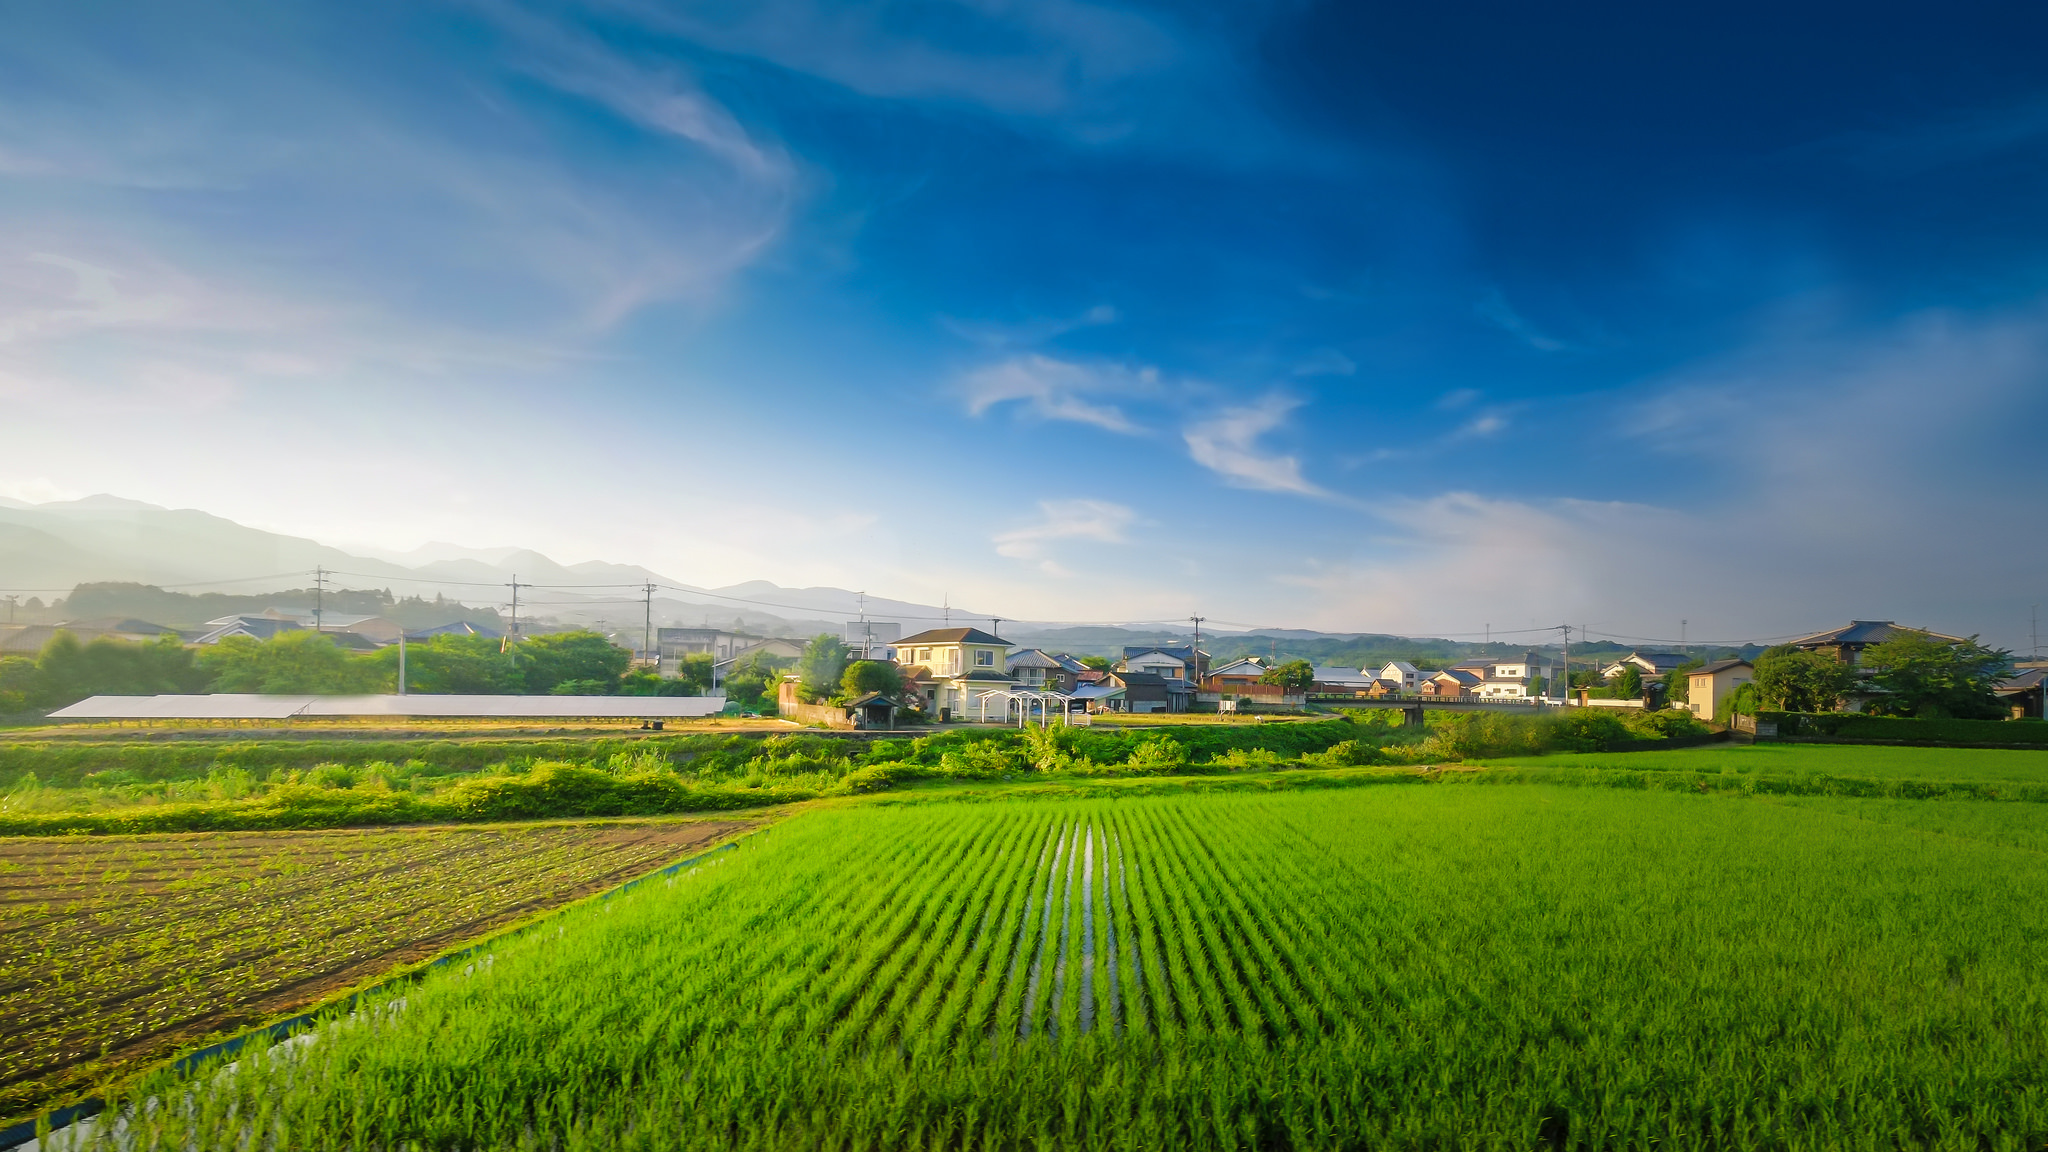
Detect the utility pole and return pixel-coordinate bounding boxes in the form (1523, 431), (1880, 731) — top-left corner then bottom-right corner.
(313, 566), (325, 631)
(856, 591), (869, 659)
(1189, 615), (1205, 683)
(943, 595), (951, 628)
(1682, 619), (1688, 650)
(1559, 623), (1572, 703)
(397, 630), (408, 696)
(643, 582), (655, 669)
(2034, 605), (2040, 658)
(508, 575), (519, 641)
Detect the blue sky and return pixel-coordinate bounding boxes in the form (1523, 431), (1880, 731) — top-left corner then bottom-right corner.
(3, 1), (2046, 646)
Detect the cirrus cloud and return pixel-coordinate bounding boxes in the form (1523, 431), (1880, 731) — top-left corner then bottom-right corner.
(1182, 394), (1327, 497)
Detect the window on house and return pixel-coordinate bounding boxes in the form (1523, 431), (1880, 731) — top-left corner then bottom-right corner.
(916, 648), (930, 662)
(976, 650), (993, 666)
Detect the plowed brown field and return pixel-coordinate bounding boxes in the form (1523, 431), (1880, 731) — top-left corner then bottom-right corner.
(0, 819), (748, 1128)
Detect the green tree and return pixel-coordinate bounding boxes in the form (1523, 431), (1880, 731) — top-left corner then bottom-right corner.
(0, 655), (41, 711)
(1753, 646), (1860, 714)
(1859, 631), (2012, 719)
(798, 634), (850, 702)
(1079, 656), (1113, 671)
(197, 632), (383, 694)
(28, 630), (209, 707)
(617, 664), (706, 697)
(515, 631), (631, 695)
(721, 651), (792, 713)
(1259, 659), (1316, 692)
(400, 634), (522, 694)
(1609, 664), (1643, 699)
(1664, 658), (1705, 704)
(841, 660), (905, 699)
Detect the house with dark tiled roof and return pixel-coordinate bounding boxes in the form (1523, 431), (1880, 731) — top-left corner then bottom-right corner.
(1789, 621), (1968, 663)
(192, 616), (305, 645)
(894, 627), (1017, 719)
(1995, 665), (2046, 720)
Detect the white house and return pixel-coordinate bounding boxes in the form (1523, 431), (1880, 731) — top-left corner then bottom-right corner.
(1376, 661), (1423, 690)
(1600, 651), (1691, 680)
(1448, 652), (1557, 699)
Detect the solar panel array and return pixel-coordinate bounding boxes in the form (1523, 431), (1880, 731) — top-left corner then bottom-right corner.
(47, 694), (729, 720)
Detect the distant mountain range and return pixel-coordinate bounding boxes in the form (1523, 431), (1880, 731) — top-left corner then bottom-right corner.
(0, 494), (1618, 662)
(0, 495), (1185, 644)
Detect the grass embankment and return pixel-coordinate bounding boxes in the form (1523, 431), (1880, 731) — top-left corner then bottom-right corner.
(87, 786), (2048, 1149)
(0, 818), (752, 1131)
(1, 709), (1732, 835)
(0, 721), (1384, 834)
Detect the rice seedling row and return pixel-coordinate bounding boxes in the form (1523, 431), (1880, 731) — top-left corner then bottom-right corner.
(78, 786), (2048, 1150)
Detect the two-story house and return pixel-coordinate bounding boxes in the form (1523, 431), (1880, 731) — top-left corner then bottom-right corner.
(1203, 657), (1268, 692)
(1449, 651), (1557, 699)
(1376, 661), (1423, 691)
(894, 628), (1016, 719)
(1004, 648), (1070, 691)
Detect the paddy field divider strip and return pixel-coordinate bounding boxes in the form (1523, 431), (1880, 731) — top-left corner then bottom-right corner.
(0, 819), (768, 1151)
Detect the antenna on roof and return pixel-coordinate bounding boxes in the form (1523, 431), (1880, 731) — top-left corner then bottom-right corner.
(943, 595), (950, 627)
(991, 617), (1003, 638)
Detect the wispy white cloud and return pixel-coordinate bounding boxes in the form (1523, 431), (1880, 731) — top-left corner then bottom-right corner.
(1292, 347), (1356, 377)
(959, 354), (1148, 433)
(1182, 394), (1327, 497)
(940, 303), (1117, 348)
(1455, 412), (1509, 438)
(993, 498), (1136, 575)
(1477, 288), (1568, 352)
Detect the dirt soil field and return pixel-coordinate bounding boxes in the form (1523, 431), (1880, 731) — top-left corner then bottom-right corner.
(0, 819), (748, 1128)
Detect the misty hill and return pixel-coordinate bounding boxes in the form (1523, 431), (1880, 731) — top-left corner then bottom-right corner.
(0, 493), (1673, 666)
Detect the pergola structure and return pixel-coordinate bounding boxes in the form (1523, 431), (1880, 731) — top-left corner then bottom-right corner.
(971, 689), (1082, 728)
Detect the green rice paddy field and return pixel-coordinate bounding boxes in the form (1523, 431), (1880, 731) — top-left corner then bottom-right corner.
(80, 766), (2048, 1151)
(1485, 742), (2048, 784)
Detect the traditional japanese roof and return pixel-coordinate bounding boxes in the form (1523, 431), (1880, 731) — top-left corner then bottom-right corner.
(1618, 651), (1691, 674)
(1004, 648), (1064, 669)
(192, 617), (304, 644)
(1790, 621), (1968, 649)
(1692, 658), (1753, 675)
(56, 616), (179, 635)
(897, 627), (1008, 646)
(1995, 668), (2046, 693)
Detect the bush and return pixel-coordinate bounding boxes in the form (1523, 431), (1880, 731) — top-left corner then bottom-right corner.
(1124, 737), (1192, 771)
(1771, 713), (2048, 746)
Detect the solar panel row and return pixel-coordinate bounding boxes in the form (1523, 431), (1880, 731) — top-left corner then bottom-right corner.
(46, 694), (729, 720)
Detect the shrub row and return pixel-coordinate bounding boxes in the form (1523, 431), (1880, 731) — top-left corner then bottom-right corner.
(1762, 713), (2048, 746)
